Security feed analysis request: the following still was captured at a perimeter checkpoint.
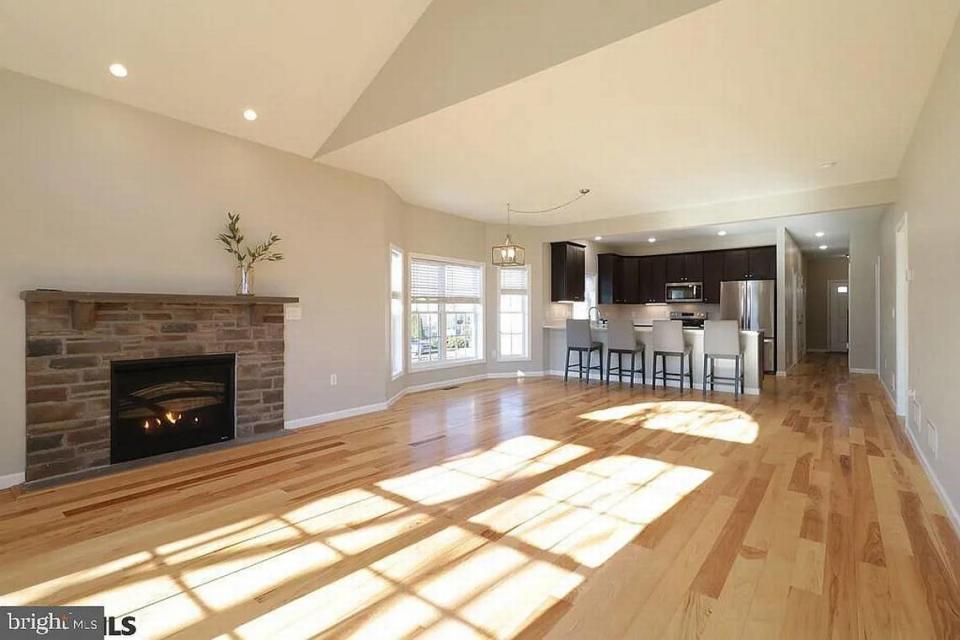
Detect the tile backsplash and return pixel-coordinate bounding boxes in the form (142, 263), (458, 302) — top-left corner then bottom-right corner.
(599, 303), (722, 323)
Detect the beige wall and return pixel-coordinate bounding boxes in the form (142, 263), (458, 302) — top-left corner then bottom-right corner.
(776, 228), (805, 373)
(0, 70), (494, 479)
(804, 257), (849, 351)
(878, 16), (960, 515)
(847, 216), (881, 371)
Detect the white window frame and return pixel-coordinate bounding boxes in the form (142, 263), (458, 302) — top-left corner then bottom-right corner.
(389, 245), (404, 380)
(497, 265), (531, 362)
(408, 253), (485, 371)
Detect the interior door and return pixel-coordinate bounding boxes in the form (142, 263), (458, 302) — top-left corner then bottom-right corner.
(829, 280), (849, 352)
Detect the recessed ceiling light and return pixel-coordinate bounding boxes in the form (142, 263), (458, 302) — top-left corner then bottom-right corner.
(647, 237), (657, 243)
(594, 236), (603, 241)
(820, 161), (837, 169)
(819, 244), (828, 250)
(108, 63), (128, 78)
(815, 231), (825, 238)
(717, 230), (727, 236)
(242, 108), (258, 121)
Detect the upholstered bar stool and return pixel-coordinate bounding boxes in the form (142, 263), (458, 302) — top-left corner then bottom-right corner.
(651, 320), (693, 392)
(605, 317), (645, 387)
(564, 319), (603, 382)
(703, 320), (745, 398)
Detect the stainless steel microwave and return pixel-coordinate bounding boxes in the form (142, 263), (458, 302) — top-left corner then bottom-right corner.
(665, 282), (703, 303)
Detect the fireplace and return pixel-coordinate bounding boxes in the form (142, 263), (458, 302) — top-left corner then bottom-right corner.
(111, 354), (236, 464)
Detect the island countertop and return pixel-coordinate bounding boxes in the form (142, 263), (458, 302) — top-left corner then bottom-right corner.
(543, 322), (764, 394)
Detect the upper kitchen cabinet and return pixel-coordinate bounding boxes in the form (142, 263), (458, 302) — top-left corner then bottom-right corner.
(621, 256), (641, 304)
(722, 246), (776, 280)
(747, 246), (776, 280)
(702, 251), (724, 303)
(551, 241), (586, 302)
(597, 253), (620, 304)
(666, 252), (703, 283)
(640, 255), (667, 303)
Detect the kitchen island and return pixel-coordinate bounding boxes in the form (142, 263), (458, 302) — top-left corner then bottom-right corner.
(543, 323), (764, 394)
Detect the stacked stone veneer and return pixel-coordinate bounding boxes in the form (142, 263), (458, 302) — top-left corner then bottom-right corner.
(24, 299), (285, 481)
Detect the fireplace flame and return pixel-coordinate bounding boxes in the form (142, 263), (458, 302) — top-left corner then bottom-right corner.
(164, 411), (182, 424)
(143, 420), (150, 430)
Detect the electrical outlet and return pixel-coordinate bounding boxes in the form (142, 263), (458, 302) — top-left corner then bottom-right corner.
(926, 419), (938, 458)
(330, 374), (338, 387)
(910, 396), (922, 434)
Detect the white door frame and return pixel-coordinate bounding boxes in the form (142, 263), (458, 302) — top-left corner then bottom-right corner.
(895, 215), (909, 415)
(875, 256), (881, 373)
(826, 279), (849, 353)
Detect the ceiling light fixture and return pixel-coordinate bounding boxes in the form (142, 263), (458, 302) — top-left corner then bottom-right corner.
(243, 108), (258, 121)
(819, 244), (828, 250)
(717, 230), (727, 236)
(594, 236), (603, 241)
(820, 161), (837, 169)
(494, 189), (591, 267)
(648, 237), (657, 243)
(815, 231), (825, 238)
(108, 63), (128, 78)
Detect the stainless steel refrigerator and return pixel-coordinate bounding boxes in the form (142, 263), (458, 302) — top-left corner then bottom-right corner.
(720, 280), (776, 373)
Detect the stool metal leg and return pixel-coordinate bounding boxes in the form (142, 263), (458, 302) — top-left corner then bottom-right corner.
(630, 352), (636, 388)
(679, 355), (684, 393)
(564, 348), (570, 382)
(605, 350), (611, 384)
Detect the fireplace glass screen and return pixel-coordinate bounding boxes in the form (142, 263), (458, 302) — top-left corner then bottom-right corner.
(111, 354), (235, 463)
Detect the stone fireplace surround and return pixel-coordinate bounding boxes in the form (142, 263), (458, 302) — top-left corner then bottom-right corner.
(21, 290), (298, 482)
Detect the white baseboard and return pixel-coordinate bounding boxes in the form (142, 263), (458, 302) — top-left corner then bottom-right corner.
(544, 370), (760, 395)
(285, 401), (389, 430)
(0, 471), (25, 491)
(849, 367), (877, 374)
(900, 407), (960, 538)
(880, 377), (901, 416)
(287, 370), (547, 430)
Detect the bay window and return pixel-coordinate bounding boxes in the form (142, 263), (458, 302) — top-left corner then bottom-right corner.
(409, 255), (484, 368)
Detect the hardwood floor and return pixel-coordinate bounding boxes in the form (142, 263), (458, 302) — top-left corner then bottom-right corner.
(1, 354), (958, 638)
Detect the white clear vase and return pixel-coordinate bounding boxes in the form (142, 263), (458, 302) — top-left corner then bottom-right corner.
(236, 264), (255, 296)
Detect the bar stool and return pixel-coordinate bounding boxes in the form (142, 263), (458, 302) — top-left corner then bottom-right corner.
(703, 320), (745, 398)
(564, 319), (603, 382)
(605, 317), (645, 387)
(652, 320), (693, 392)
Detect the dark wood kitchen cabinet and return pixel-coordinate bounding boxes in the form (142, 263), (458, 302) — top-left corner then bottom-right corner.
(597, 253), (620, 304)
(747, 246), (776, 280)
(723, 249), (750, 280)
(621, 256), (641, 303)
(723, 246), (776, 280)
(702, 251), (724, 303)
(551, 241), (585, 302)
(666, 252), (703, 283)
(640, 255), (667, 303)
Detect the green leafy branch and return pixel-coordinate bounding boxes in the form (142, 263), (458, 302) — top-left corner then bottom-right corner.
(218, 212), (284, 267)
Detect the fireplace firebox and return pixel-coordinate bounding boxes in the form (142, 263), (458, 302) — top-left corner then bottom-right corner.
(111, 354), (236, 464)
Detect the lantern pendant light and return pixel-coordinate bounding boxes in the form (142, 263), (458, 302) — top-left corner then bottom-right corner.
(492, 203), (525, 267)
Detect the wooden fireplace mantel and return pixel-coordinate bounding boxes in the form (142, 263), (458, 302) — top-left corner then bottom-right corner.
(20, 290), (299, 329)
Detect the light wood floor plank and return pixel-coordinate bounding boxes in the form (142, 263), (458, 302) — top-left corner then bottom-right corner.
(0, 354), (957, 639)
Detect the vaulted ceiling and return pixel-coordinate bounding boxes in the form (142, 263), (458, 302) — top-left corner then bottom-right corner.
(2, 0), (958, 225)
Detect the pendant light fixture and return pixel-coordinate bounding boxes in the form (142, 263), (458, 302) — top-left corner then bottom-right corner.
(492, 203), (525, 267)
(491, 188), (590, 267)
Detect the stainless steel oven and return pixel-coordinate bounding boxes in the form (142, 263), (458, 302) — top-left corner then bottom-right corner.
(665, 282), (703, 303)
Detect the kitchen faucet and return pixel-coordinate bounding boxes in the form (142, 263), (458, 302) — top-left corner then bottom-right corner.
(588, 306), (604, 324)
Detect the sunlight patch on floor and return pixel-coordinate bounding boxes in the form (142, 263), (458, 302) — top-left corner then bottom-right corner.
(579, 401), (759, 444)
